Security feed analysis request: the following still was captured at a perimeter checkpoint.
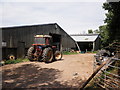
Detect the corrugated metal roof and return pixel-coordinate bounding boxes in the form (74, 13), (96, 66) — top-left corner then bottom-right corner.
(71, 34), (99, 42)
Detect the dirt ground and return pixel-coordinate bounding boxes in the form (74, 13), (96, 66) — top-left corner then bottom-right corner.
(1, 53), (95, 89)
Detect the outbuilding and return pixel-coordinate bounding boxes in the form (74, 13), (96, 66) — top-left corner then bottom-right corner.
(71, 34), (101, 52)
(2, 23), (76, 59)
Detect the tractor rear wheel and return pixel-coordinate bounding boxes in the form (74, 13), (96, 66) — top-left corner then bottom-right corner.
(42, 47), (53, 63)
(27, 46), (36, 61)
(54, 51), (62, 60)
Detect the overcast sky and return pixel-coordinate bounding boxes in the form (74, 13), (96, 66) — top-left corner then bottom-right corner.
(0, 0), (107, 34)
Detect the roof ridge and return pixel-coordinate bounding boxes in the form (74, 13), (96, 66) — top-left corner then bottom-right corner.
(70, 34), (99, 36)
(0, 23), (57, 29)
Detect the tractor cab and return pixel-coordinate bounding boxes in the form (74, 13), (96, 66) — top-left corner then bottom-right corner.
(33, 35), (52, 46)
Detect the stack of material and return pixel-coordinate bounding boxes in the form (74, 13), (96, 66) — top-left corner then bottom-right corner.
(106, 42), (120, 58)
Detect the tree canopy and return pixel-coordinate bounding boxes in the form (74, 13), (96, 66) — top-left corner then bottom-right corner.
(100, 2), (120, 47)
(88, 29), (93, 34)
(104, 2), (120, 42)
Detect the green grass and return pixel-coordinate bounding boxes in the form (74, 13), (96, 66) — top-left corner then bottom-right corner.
(5, 58), (29, 65)
(87, 51), (97, 53)
(63, 51), (97, 55)
(63, 51), (78, 55)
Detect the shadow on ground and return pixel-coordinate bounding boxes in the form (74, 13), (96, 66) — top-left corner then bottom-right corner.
(2, 64), (86, 89)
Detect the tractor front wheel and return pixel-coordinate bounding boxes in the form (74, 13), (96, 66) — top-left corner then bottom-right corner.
(54, 51), (62, 60)
(42, 47), (53, 63)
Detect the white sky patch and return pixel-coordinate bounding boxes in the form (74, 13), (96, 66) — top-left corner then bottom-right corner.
(0, 1), (106, 34)
(1, 0), (106, 2)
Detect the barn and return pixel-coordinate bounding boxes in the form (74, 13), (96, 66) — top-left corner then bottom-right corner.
(71, 34), (101, 52)
(1, 23), (76, 59)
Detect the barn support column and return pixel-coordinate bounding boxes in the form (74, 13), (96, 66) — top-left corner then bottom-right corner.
(75, 42), (81, 52)
(93, 42), (95, 51)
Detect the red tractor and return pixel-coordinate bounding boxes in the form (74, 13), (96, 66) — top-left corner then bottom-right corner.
(27, 35), (62, 63)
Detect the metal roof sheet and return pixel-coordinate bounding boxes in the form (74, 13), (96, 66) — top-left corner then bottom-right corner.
(71, 34), (99, 42)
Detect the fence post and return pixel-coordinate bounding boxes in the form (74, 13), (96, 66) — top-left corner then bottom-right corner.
(104, 59), (107, 88)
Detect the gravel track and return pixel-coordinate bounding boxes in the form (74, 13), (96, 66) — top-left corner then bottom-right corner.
(1, 53), (95, 89)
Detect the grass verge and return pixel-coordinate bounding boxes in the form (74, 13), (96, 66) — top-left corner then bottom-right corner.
(63, 51), (78, 55)
(5, 58), (29, 65)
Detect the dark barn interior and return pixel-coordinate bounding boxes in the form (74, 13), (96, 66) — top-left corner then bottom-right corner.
(49, 33), (61, 51)
(2, 23), (76, 59)
(77, 42), (93, 52)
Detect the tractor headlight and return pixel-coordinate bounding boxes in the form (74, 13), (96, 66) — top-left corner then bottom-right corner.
(38, 46), (42, 49)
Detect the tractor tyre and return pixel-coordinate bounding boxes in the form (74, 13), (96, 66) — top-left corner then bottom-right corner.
(27, 46), (35, 61)
(8, 55), (15, 60)
(42, 47), (53, 63)
(54, 51), (62, 60)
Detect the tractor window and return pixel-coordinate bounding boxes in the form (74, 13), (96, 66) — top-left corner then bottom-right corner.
(34, 38), (45, 44)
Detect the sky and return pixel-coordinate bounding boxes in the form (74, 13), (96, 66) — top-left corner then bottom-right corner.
(0, 0), (107, 34)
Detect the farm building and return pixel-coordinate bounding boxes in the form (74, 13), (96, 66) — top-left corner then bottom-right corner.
(1, 23), (76, 59)
(71, 34), (101, 52)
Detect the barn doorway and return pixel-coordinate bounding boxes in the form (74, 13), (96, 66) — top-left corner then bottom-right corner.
(49, 33), (62, 51)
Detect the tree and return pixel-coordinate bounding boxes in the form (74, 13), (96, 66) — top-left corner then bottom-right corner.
(103, 2), (120, 77)
(98, 2), (120, 47)
(94, 29), (100, 34)
(103, 2), (120, 43)
(88, 29), (93, 34)
(99, 25), (109, 47)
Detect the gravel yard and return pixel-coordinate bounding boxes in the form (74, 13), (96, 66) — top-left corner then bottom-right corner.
(1, 53), (95, 89)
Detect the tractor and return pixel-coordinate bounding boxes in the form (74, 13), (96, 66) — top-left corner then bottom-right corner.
(27, 35), (62, 63)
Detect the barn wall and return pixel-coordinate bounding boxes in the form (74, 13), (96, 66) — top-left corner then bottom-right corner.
(56, 25), (76, 50)
(2, 24), (76, 49)
(2, 24), (56, 48)
(94, 36), (101, 51)
(2, 23), (76, 59)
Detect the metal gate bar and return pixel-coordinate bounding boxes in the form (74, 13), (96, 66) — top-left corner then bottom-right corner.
(93, 56), (120, 88)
